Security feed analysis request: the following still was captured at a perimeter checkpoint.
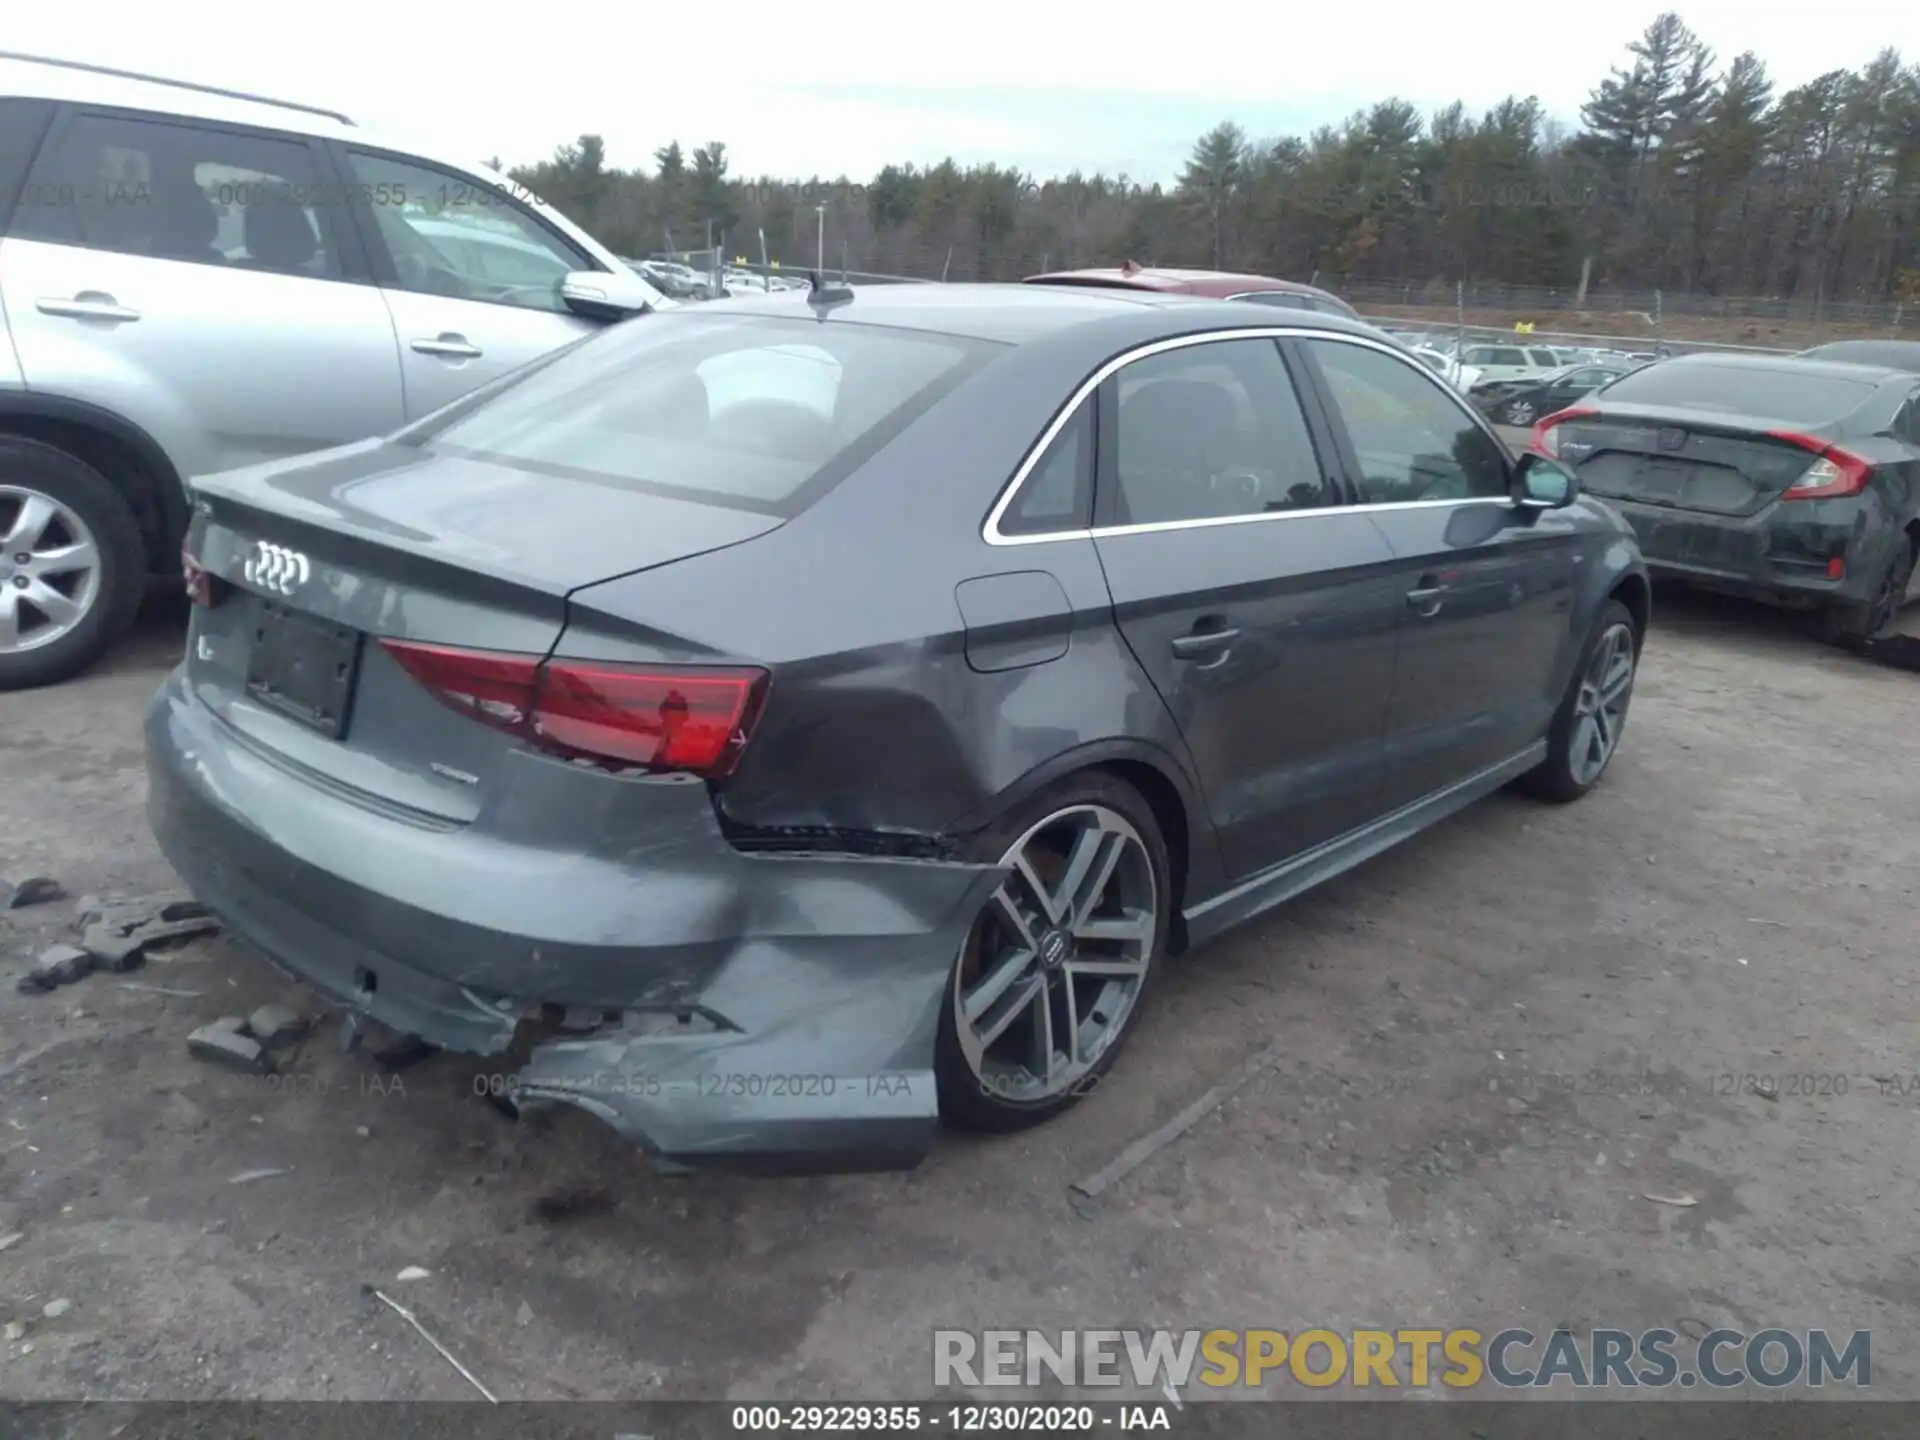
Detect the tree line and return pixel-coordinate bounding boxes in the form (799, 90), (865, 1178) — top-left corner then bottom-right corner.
(504, 14), (1920, 303)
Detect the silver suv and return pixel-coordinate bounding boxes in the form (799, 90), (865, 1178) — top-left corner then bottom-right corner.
(0, 52), (663, 688)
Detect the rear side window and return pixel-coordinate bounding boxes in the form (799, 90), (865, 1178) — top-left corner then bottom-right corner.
(13, 111), (341, 280)
(0, 98), (54, 231)
(1103, 337), (1328, 526)
(1599, 363), (1876, 426)
(1529, 349), (1561, 366)
(1001, 401), (1093, 535)
(411, 313), (993, 514)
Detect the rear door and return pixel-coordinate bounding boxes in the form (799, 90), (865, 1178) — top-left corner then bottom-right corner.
(332, 147), (602, 420)
(1, 105), (403, 478)
(1088, 334), (1403, 878)
(1297, 334), (1579, 811)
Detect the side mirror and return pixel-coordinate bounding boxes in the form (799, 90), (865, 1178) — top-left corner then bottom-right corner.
(1514, 451), (1578, 509)
(560, 270), (658, 323)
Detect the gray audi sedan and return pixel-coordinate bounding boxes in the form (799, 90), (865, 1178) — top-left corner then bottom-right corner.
(147, 282), (1649, 1175)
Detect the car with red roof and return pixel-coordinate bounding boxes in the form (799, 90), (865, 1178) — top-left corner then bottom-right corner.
(1023, 262), (1361, 321)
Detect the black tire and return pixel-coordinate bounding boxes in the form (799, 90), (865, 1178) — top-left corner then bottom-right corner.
(937, 771), (1172, 1134)
(1518, 599), (1640, 804)
(0, 436), (147, 691)
(1818, 537), (1916, 648)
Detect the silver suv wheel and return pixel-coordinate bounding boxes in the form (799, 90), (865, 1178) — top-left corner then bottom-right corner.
(0, 484), (103, 655)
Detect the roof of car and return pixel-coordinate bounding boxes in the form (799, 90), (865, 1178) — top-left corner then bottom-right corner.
(1021, 266), (1345, 302)
(690, 282), (1382, 346)
(0, 52), (486, 191)
(1655, 351), (1912, 384)
(1797, 339), (1920, 370)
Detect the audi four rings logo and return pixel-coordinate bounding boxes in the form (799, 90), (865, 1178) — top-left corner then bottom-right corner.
(243, 541), (310, 595)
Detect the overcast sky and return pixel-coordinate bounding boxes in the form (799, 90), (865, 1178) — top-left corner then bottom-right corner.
(8, 2), (1895, 183)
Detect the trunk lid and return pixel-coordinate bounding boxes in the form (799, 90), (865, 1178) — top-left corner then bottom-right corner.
(1556, 403), (1827, 517)
(182, 440), (783, 822)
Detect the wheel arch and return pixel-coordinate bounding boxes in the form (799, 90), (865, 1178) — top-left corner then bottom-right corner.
(0, 393), (188, 577)
(949, 738), (1218, 956)
(1608, 568), (1652, 643)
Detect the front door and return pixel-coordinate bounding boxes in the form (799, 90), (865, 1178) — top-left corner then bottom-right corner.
(1089, 335), (1403, 879)
(1297, 335), (1580, 812)
(336, 148), (601, 420)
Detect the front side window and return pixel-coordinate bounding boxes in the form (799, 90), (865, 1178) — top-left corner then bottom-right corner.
(347, 150), (589, 313)
(1305, 339), (1509, 504)
(15, 111), (340, 279)
(407, 312), (992, 514)
(1104, 338), (1328, 526)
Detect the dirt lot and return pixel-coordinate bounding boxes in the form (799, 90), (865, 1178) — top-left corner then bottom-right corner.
(2, 579), (1918, 1403)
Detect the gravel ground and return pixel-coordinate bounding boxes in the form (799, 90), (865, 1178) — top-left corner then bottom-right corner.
(2, 578), (1917, 1403)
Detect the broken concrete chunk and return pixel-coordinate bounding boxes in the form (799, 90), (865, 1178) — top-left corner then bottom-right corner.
(3, 1320), (24, 1342)
(16, 944), (94, 994)
(245, 1004), (310, 1049)
(82, 906), (220, 973)
(187, 1023), (272, 1074)
(40, 1298), (70, 1320)
(4, 876), (65, 909)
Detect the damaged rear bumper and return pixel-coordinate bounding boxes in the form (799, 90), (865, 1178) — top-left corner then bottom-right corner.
(144, 670), (1003, 1174)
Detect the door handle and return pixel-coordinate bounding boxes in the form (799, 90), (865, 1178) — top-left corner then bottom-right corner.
(1406, 577), (1446, 616)
(411, 334), (483, 359)
(1171, 627), (1241, 660)
(37, 296), (140, 322)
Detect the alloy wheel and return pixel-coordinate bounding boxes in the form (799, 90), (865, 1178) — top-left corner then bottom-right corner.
(1569, 621), (1636, 786)
(0, 485), (102, 655)
(951, 804), (1158, 1104)
(1505, 400), (1537, 425)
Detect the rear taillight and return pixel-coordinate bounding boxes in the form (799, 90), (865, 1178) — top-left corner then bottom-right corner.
(1530, 406), (1597, 458)
(1770, 431), (1873, 500)
(381, 640), (768, 778)
(182, 538), (213, 606)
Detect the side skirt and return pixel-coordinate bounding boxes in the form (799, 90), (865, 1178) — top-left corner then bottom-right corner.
(1182, 744), (1548, 949)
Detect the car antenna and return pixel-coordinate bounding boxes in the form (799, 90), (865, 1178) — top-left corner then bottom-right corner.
(807, 269), (854, 314)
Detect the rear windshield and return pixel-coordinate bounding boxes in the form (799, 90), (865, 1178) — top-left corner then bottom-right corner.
(406, 312), (994, 514)
(1598, 362), (1875, 424)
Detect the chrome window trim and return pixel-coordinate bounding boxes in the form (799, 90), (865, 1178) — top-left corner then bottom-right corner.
(983, 325), (1517, 547)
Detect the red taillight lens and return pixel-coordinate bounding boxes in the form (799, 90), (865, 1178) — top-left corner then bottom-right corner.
(1769, 431), (1873, 500)
(380, 640), (767, 778)
(1530, 406), (1598, 458)
(182, 538), (213, 606)
(534, 661), (767, 775)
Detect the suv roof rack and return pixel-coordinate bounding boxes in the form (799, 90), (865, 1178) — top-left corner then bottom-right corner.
(0, 50), (355, 126)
